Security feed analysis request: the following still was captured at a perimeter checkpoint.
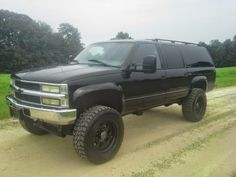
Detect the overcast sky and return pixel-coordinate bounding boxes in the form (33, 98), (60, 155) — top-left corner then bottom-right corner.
(1, 0), (236, 45)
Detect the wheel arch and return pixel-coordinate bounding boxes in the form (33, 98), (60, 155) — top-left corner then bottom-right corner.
(191, 76), (208, 91)
(72, 83), (124, 115)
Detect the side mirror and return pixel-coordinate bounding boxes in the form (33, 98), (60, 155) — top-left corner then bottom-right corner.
(143, 55), (156, 73)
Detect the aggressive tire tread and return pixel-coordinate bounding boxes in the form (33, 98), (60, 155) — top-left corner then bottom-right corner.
(73, 105), (123, 163)
(182, 88), (207, 122)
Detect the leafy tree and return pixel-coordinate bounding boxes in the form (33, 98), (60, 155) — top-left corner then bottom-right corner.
(58, 23), (83, 59)
(1, 9), (236, 72)
(199, 37), (236, 67)
(111, 32), (133, 40)
(209, 40), (225, 67)
(0, 10), (83, 73)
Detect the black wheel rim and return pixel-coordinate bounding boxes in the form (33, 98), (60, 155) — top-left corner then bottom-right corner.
(194, 96), (204, 115)
(92, 120), (117, 152)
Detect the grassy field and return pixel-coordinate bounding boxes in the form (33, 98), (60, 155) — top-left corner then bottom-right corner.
(215, 66), (236, 88)
(0, 74), (11, 120)
(0, 66), (236, 120)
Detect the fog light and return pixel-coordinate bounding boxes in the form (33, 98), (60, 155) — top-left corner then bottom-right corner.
(42, 98), (60, 106)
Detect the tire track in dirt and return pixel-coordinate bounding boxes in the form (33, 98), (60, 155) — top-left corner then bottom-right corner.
(128, 88), (236, 155)
(94, 87), (236, 177)
(0, 87), (236, 177)
(103, 110), (236, 177)
(130, 118), (236, 177)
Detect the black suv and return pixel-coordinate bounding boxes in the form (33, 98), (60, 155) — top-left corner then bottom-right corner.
(7, 39), (216, 164)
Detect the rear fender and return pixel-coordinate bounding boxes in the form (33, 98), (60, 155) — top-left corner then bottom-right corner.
(191, 76), (208, 91)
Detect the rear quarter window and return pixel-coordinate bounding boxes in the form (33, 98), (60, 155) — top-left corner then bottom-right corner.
(160, 43), (184, 69)
(179, 45), (214, 67)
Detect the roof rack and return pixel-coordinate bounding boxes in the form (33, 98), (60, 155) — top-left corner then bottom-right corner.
(148, 38), (199, 46)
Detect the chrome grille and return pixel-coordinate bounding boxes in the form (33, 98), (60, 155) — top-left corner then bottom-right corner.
(15, 92), (40, 103)
(11, 79), (69, 108)
(15, 80), (40, 91)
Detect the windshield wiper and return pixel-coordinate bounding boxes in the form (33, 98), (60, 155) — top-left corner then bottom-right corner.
(88, 59), (108, 65)
(88, 59), (116, 67)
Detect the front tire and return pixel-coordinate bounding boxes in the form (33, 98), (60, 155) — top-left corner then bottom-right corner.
(182, 88), (207, 122)
(73, 105), (124, 164)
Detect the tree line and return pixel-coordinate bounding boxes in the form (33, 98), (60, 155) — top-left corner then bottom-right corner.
(0, 10), (235, 73)
(199, 37), (236, 67)
(0, 10), (83, 73)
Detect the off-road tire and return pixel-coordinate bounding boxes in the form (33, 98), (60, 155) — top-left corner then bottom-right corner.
(73, 105), (124, 164)
(19, 117), (49, 135)
(182, 88), (207, 122)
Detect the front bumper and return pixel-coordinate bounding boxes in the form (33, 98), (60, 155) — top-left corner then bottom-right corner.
(6, 96), (77, 125)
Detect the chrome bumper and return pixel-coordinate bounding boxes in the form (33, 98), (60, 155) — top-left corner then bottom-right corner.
(6, 96), (77, 125)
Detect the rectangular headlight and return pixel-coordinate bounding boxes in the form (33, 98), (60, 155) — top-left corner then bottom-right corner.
(42, 98), (60, 106)
(41, 85), (60, 93)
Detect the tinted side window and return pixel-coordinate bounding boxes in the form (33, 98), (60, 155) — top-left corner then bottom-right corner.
(179, 45), (214, 67)
(133, 43), (161, 69)
(160, 44), (184, 69)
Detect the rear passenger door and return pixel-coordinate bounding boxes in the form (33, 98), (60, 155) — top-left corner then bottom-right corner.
(159, 43), (189, 102)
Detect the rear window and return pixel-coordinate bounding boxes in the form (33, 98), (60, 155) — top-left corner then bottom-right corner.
(179, 45), (214, 67)
(160, 44), (184, 69)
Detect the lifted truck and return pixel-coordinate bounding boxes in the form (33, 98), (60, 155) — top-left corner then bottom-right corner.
(7, 39), (216, 164)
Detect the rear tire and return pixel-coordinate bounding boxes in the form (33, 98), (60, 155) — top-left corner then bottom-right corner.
(73, 105), (124, 164)
(182, 88), (207, 122)
(19, 117), (49, 135)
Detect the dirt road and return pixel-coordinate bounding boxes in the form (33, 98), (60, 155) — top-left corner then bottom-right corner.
(1, 87), (236, 177)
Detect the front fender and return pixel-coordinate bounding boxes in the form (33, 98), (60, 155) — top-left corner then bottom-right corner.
(72, 83), (124, 113)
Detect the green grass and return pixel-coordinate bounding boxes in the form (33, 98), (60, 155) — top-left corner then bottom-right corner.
(0, 66), (235, 120)
(215, 66), (236, 88)
(0, 74), (10, 120)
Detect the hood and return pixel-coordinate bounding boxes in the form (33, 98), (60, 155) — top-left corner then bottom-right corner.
(13, 64), (120, 83)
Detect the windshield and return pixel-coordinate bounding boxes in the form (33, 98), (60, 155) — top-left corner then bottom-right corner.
(74, 42), (134, 67)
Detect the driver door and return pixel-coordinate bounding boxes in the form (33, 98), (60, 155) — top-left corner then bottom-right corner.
(121, 43), (166, 113)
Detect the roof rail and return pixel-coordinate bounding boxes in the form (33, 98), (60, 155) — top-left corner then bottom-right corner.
(148, 38), (199, 46)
